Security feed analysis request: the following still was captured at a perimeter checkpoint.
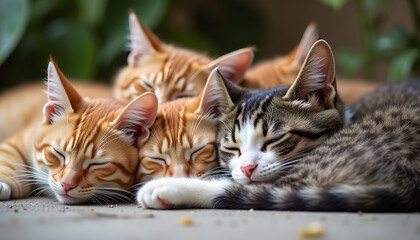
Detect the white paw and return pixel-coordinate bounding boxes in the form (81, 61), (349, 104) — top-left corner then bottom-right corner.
(137, 178), (190, 209)
(0, 182), (12, 200)
(136, 177), (231, 209)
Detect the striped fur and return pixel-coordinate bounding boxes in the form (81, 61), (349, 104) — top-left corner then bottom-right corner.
(115, 11), (253, 104)
(137, 40), (420, 212)
(136, 69), (229, 183)
(0, 61), (157, 204)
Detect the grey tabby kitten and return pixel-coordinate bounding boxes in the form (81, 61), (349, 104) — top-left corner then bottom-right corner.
(137, 40), (420, 212)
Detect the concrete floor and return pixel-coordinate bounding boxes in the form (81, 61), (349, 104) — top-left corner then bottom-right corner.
(1, 197), (419, 240)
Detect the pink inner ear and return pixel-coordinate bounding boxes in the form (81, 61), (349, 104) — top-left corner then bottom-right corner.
(218, 51), (253, 85)
(43, 102), (61, 122)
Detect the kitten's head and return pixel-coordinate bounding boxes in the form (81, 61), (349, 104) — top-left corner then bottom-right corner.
(114, 11), (253, 104)
(137, 68), (232, 183)
(35, 60), (158, 204)
(216, 40), (349, 184)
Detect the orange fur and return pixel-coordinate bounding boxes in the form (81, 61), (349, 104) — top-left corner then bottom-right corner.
(0, 61), (157, 204)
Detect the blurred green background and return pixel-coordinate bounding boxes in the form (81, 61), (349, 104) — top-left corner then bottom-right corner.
(0, 0), (419, 92)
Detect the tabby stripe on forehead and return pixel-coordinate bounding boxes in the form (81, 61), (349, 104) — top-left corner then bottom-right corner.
(232, 103), (246, 143)
(252, 95), (274, 131)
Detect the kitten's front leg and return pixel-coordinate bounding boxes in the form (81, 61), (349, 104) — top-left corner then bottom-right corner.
(0, 130), (34, 200)
(137, 177), (232, 209)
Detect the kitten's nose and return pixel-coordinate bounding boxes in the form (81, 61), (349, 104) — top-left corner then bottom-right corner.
(240, 164), (258, 178)
(61, 182), (76, 193)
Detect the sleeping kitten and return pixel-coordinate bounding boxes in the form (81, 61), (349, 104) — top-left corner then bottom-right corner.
(0, 60), (158, 204)
(137, 40), (420, 212)
(114, 11), (254, 104)
(136, 69), (230, 183)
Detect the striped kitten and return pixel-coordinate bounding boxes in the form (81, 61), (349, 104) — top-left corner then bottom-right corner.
(136, 69), (230, 183)
(137, 40), (420, 212)
(0, 60), (158, 204)
(114, 11), (254, 104)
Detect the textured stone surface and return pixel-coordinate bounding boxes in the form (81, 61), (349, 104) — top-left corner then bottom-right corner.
(1, 197), (419, 240)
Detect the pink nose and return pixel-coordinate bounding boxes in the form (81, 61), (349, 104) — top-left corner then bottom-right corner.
(61, 182), (76, 193)
(240, 165), (258, 178)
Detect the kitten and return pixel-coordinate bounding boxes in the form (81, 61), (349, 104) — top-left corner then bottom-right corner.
(137, 40), (420, 212)
(114, 11), (254, 104)
(0, 60), (158, 204)
(136, 68), (231, 183)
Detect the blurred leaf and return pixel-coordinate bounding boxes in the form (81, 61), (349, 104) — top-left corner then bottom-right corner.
(45, 20), (97, 80)
(194, 1), (263, 55)
(0, 0), (29, 66)
(319, 0), (349, 10)
(336, 50), (364, 75)
(377, 27), (410, 56)
(76, 0), (107, 27)
(161, 28), (220, 57)
(100, 0), (168, 65)
(389, 48), (419, 81)
(361, 0), (388, 14)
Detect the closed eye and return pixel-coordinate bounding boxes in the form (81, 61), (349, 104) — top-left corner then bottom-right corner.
(190, 145), (206, 160)
(149, 157), (167, 164)
(88, 162), (111, 171)
(140, 79), (154, 90)
(261, 134), (286, 152)
(52, 147), (65, 161)
(224, 147), (241, 156)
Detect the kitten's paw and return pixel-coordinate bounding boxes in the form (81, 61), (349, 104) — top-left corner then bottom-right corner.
(0, 182), (12, 200)
(137, 178), (189, 209)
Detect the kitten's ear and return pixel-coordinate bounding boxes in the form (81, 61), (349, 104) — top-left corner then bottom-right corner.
(195, 68), (248, 119)
(43, 60), (82, 123)
(290, 22), (319, 67)
(283, 40), (337, 109)
(110, 92), (158, 143)
(127, 10), (163, 66)
(206, 47), (254, 84)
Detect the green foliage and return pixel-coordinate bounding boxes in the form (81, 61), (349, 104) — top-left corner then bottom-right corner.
(0, 0), (263, 91)
(0, 0), (29, 65)
(319, 0), (349, 10)
(320, 0), (420, 81)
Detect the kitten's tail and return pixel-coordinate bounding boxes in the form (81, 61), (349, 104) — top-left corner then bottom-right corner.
(214, 184), (416, 212)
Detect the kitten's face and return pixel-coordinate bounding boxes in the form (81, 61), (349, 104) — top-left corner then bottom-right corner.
(218, 90), (342, 184)
(137, 97), (219, 183)
(34, 99), (139, 204)
(115, 47), (211, 104)
(216, 40), (347, 185)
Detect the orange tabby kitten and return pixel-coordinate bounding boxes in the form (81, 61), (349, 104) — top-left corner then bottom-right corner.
(0, 60), (158, 204)
(114, 11), (254, 104)
(136, 68), (231, 183)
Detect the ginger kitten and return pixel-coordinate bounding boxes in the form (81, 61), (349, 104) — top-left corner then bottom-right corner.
(0, 60), (157, 204)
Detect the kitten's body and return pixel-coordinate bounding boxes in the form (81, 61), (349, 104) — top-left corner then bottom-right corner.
(0, 61), (157, 204)
(137, 40), (420, 212)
